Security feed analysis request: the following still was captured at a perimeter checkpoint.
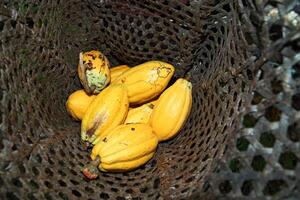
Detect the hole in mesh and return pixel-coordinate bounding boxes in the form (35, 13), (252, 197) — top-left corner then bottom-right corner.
(259, 132), (276, 148)
(59, 160), (65, 166)
(1, 161), (11, 172)
(48, 158), (55, 165)
(11, 144), (18, 151)
(49, 147), (55, 155)
(271, 78), (283, 94)
(121, 183), (128, 187)
(44, 181), (53, 188)
(243, 114), (257, 128)
(229, 158), (242, 173)
(6, 192), (19, 200)
(265, 106), (281, 122)
(246, 69), (253, 80)
(222, 4), (231, 12)
(0, 138), (3, 150)
(85, 186), (94, 193)
(288, 122), (300, 142)
(103, 19), (108, 28)
(251, 91), (264, 105)
(59, 149), (66, 157)
(0, 176), (4, 187)
(160, 44), (168, 50)
(58, 169), (67, 176)
(155, 26), (163, 32)
(70, 179), (79, 185)
(45, 168), (54, 176)
(251, 155), (266, 171)
(111, 187), (119, 192)
(140, 187), (148, 193)
(219, 180), (232, 194)
(202, 181), (211, 192)
(154, 178), (160, 189)
(70, 169), (78, 176)
(186, 176), (195, 183)
(27, 137), (33, 144)
(44, 193), (53, 200)
(279, 151), (298, 170)
(145, 33), (154, 39)
(270, 51), (283, 65)
(29, 180), (39, 189)
(292, 93), (300, 111)
(136, 20), (142, 26)
(0, 21), (4, 31)
(263, 179), (288, 196)
(10, 20), (17, 28)
(269, 24), (282, 41)
(100, 192), (109, 199)
(26, 17), (34, 29)
(27, 193), (37, 200)
(58, 180), (67, 187)
(32, 166), (39, 176)
(292, 62), (300, 79)
(72, 190), (81, 197)
(145, 23), (151, 29)
(12, 178), (23, 187)
(18, 164), (26, 173)
(34, 154), (42, 163)
(58, 192), (69, 200)
(125, 188), (133, 194)
(181, 187), (190, 194)
(129, 17), (134, 23)
(241, 180), (253, 196)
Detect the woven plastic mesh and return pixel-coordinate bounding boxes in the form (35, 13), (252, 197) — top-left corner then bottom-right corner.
(0, 0), (299, 199)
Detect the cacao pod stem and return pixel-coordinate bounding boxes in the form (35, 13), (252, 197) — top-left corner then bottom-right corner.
(81, 156), (101, 180)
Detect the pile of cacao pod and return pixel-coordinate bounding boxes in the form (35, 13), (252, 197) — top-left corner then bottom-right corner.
(65, 50), (192, 179)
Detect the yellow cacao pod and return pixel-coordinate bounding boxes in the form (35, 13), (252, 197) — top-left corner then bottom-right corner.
(110, 65), (130, 82)
(112, 61), (175, 104)
(124, 100), (157, 124)
(65, 90), (96, 121)
(78, 50), (111, 95)
(150, 78), (192, 141)
(81, 84), (129, 144)
(91, 124), (158, 172)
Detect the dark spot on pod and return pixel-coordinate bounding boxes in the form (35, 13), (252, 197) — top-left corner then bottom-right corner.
(85, 62), (94, 70)
(102, 138), (107, 142)
(87, 115), (104, 136)
(148, 103), (155, 109)
(131, 128), (135, 131)
(87, 53), (96, 60)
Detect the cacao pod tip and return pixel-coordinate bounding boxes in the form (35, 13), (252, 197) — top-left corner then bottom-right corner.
(82, 166), (99, 180)
(81, 156), (101, 180)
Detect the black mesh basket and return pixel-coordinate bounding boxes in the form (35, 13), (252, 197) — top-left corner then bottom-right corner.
(0, 0), (299, 199)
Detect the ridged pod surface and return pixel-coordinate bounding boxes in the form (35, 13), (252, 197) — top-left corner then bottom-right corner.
(91, 124), (158, 172)
(124, 100), (157, 124)
(150, 78), (192, 141)
(112, 61), (174, 104)
(81, 84), (129, 143)
(110, 65), (130, 82)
